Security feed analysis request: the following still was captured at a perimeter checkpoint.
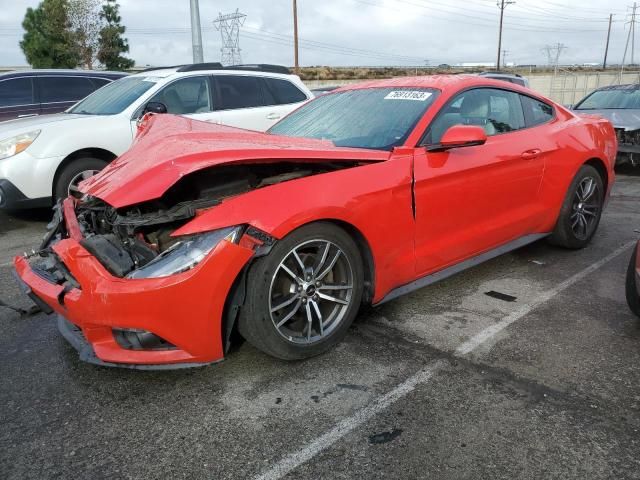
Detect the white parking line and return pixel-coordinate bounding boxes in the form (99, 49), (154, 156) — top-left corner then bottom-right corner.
(0, 261), (13, 268)
(254, 240), (636, 480)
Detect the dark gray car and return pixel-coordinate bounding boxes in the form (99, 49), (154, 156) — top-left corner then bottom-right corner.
(0, 70), (127, 122)
(573, 84), (640, 166)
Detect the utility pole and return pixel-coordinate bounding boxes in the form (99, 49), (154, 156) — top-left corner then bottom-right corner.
(603, 13), (613, 69)
(633, 3), (638, 65)
(293, 0), (299, 72)
(190, 0), (204, 63)
(496, 0), (515, 71)
(502, 49), (509, 67)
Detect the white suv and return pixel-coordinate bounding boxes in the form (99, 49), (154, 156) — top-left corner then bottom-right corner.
(0, 63), (312, 209)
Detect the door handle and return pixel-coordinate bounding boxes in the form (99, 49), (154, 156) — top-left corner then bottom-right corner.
(521, 149), (541, 160)
(18, 113), (39, 118)
(266, 113), (281, 120)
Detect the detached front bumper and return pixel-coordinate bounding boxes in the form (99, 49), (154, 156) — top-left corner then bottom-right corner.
(13, 200), (255, 368)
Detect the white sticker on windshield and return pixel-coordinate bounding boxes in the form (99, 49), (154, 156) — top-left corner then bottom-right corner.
(384, 91), (432, 101)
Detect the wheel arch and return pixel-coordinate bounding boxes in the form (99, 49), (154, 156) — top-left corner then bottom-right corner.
(52, 148), (117, 197)
(584, 157), (609, 193)
(220, 218), (377, 354)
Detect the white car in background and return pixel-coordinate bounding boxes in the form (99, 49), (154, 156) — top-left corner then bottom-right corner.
(0, 63), (312, 209)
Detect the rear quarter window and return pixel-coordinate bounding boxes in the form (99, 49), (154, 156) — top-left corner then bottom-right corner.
(520, 95), (554, 127)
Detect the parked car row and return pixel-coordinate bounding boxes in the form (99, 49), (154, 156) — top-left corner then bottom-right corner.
(9, 71), (624, 369)
(0, 69), (126, 121)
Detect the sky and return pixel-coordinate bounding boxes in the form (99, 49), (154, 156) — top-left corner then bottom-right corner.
(0, 0), (635, 67)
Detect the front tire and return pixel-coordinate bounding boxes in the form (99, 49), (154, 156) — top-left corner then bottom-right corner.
(54, 157), (107, 202)
(549, 165), (604, 249)
(238, 222), (364, 360)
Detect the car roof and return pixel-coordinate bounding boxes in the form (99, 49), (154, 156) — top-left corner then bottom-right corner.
(333, 74), (531, 94)
(0, 69), (127, 80)
(594, 83), (640, 91)
(131, 63), (296, 80)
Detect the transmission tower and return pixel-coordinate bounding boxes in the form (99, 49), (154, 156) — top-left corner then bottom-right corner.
(214, 9), (246, 66)
(622, 2), (638, 71)
(542, 43), (567, 74)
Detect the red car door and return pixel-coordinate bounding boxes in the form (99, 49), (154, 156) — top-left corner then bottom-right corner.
(412, 87), (546, 276)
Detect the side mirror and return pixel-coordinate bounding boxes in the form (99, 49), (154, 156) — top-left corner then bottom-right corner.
(143, 101), (167, 115)
(428, 125), (487, 152)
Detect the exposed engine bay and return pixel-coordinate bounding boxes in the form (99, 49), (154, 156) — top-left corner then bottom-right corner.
(42, 161), (358, 278)
(615, 128), (640, 166)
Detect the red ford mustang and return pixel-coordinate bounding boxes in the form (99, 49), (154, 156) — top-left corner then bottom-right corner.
(14, 75), (617, 369)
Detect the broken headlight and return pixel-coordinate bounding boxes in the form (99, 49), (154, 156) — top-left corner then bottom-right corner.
(126, 226), (242, 279)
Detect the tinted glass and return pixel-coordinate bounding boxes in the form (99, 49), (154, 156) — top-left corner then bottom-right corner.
(39, 76), (96, 103)
(575, 87), (640, 109)
(69, 76), (157, 115)
(149, 76), (211, 114)
(427, 88), (525, 143)
(264, 78), (307, 105)
(269, 88), (438, 151)
(521, 95), (554, 127)
(0, 78), (34, 106)
(215, 75), (264, 110)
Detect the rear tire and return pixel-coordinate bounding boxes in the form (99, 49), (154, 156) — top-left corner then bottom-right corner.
(548, 165), (604, 249)
(54, 157), (107, 202)
(238, 222), (364, 360)
(625, 248), (640, 318)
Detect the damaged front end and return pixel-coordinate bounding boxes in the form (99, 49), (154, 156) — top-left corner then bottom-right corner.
(15, 160), (359, 368)
(615, 128), (640, 166)
(42, 161), (354, 280)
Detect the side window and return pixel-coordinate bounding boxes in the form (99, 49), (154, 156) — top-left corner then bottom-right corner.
(426, 88), (525, 144)
(521, 95), (554, 127)
(149, 76), (211, 114)
(263, 78), (308, 105)
(214, 75), (264, 110)
(39, 77), (96, 103)
(0, 78), (35, 106)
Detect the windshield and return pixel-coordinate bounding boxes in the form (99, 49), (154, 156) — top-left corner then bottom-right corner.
(575, 87), (640, 110)
(68, 76), (158, 115)
(268, 87), (438, 150)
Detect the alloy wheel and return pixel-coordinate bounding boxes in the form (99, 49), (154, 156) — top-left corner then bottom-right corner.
(68, 170), (100, 198)
(570, 176), (600, 240)
(269, 239), (355, 345)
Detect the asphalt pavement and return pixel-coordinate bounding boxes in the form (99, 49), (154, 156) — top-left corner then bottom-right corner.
(1, 174), (639, 480)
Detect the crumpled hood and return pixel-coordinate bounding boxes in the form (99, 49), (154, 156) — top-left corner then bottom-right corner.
(576, 109), (640, 130)
(81, 114), (389, 208)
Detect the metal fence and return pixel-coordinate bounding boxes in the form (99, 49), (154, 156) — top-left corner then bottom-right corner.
(535, 70), (640, 105)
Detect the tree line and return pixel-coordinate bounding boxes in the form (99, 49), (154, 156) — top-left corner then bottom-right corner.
(20, 0), (134, 71)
